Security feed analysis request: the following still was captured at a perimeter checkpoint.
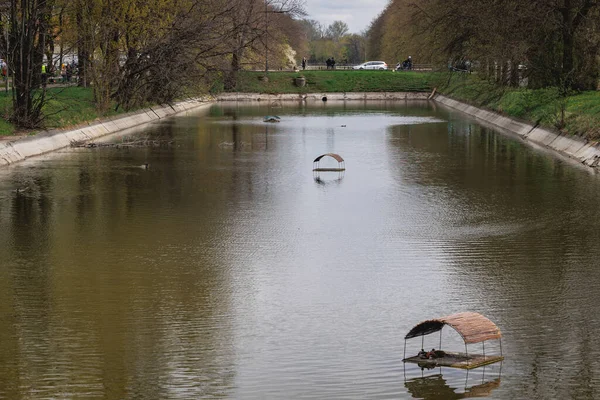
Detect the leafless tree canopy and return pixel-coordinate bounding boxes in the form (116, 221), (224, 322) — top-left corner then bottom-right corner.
(2, 0), (306, 127)
(367, 0), (600, 89)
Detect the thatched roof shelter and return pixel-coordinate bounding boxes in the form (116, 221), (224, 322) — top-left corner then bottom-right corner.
(313, 153), (344, 163)
(403, 312), (503, 369)
(405, 312), (502, 344)
(313, 153), (345, 171)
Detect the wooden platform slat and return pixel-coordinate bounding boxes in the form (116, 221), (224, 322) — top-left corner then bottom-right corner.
(403, 352), (503, 370)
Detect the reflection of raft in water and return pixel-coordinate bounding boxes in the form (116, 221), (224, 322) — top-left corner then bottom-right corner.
(403, 312), (504, 370)
(405, 374), (501, 399)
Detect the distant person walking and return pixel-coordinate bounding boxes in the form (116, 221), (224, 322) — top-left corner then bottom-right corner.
(41, 64), (47, 86)
(331, 57), (336, 70)
(302, 57), (307, 70)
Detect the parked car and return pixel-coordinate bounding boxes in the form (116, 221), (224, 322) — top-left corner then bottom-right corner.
(353, 61), (388, 70)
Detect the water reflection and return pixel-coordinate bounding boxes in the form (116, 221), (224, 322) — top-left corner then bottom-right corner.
(404, 365), (502, 399)
(3, 101), (600, 398)
(313, 170), (345, 185)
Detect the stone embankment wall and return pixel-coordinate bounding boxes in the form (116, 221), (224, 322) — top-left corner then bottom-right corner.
(2, 93), (600, 170)
(434, 94), (600, 169)
(216, 92), (430, 101)
(0, 98), (211, 167)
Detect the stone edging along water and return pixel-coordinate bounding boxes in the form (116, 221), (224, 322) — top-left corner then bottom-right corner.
(223, 91), (600, 169)
(434, 94), (600, 169)
(0, 92), (429, 167)
(0, 97), (213, 167)
(2, 92), (599, 170)
(216, 92), (430, 101)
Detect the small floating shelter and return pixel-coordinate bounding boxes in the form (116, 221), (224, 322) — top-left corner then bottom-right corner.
(263, 115), (281, 123)
(403, 312), (503, 370)
(313, 153), (345, 172)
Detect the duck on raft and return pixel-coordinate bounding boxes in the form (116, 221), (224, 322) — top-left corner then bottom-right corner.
(263, 115), (281, 123)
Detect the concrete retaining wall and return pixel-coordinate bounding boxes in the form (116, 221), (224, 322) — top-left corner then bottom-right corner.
(216, 92), (430, 102)
(0, 98), (212, 167)
(4, 92), (598, 170)
(434, 94), (600, 169)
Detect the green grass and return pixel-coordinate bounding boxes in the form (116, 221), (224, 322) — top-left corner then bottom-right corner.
(42, 86), (111, 128)
(438, 73), (600, 139)
(229, 70), (435, 94)
(0, 86), (127, 136)
(0, 91), (14, 135)
(1, 72), (598, 140)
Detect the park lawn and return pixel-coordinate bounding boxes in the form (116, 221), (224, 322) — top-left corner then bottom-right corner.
(1, 72), (598, 140)
(230, 70), (435, 93)
(0, 91), (14, 135)
(42, 86), (112, 128)
(0, 86), (123, 136)
(439, 73), (600, 139)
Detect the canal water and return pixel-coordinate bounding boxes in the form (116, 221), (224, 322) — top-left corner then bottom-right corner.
(1, 101), (600, 399)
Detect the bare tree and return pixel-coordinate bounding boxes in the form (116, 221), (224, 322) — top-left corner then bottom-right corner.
(8, 0), (51, 127)
(325, 21), (349, 41)
(114, 0), (237, 110)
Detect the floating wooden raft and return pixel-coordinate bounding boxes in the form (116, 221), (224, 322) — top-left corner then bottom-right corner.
(403, 312), (503, 370)
(313, 153), (345, 172)
(403, 352), (504, 370)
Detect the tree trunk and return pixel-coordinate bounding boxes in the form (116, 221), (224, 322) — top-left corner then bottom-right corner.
(224, 50), (241, 90)
(9, 0), (48, 128)
(560, 1), (574, 85)
(76, 1), (91, 87)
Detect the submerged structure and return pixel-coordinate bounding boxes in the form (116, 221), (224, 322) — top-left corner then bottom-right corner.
(403, 312), (503, 370)
(312, 153), (345, 172)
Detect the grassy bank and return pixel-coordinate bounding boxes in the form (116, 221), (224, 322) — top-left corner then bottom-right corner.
(438, 73), (600, 139)
(0, 71), (434, 136)
(228, 70), (434, 94)
(1, 72), (598, 140)
(0, 86), (124, 137)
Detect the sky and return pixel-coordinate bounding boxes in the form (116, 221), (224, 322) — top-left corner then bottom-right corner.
(303, 0), (389, 33)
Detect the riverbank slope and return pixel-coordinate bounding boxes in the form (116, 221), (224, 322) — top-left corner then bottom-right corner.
(439, 74), (600, 140)
(0, 98), (211, 166)
(434, 94), (600, 169)
(2, 71), (599, 170)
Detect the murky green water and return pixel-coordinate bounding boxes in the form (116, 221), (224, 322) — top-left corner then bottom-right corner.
(1, 101), (600, 399)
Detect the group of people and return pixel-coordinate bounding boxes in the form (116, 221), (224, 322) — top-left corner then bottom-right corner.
(61, 62), (77, 83)
(326, 57), (336, 70)
(41, 60), (78, 85)
(299, 56), (337, 70)
(396, 56), (412, 71)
